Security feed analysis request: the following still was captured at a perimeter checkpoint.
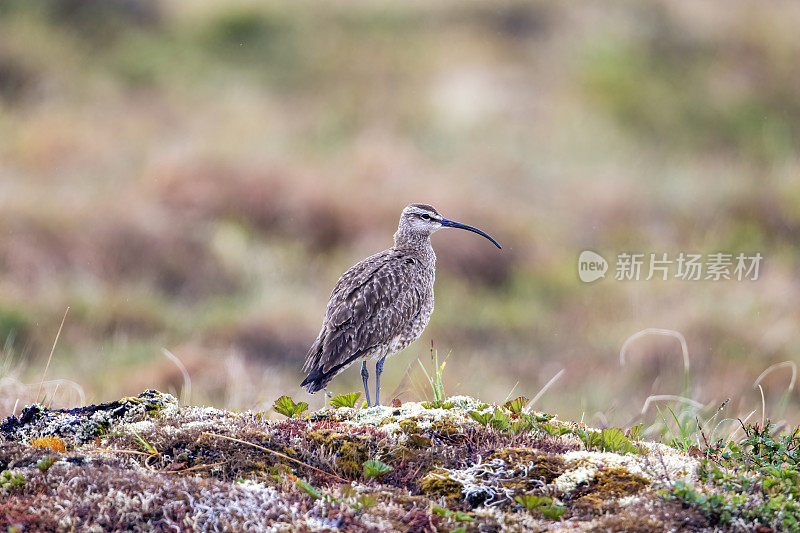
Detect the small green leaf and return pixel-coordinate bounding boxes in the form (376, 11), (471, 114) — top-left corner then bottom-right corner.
(407, 434), (432, 448)
(601, 428), (641, 454)
(468, 410), (492, 425)
(432, 505), (475, 522)
(503, 396), (530, 415)
(489, 408), (511, 431)
(273, 395), (309, 418)
(351, 495), (377, 509)
(330, 392), (361, 408)
(515, 494), (565, 520)
(578, 427), (640, 454)
(512, 417), (535, 435)
(627, 423), (643, 440)
(363, 459), (393, 479)
(296, 479), (321, 499)
(541, 504), (566, 520)
(540, 423), (572, 436)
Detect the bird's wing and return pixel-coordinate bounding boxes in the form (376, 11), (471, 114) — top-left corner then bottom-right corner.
(303, 249), (424, 375)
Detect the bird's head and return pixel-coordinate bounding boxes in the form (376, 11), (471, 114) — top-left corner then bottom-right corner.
(396, 203), (501, 249)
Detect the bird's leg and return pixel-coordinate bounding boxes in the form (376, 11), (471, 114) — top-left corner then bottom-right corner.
(361, 360), (372, 407)
(374, 355), (387, 406)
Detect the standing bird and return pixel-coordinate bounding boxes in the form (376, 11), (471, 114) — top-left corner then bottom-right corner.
(301, 204), (501, 406)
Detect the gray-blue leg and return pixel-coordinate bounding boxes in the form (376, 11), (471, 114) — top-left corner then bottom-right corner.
(375, 356), (386, 406)
(361, 360), (372, 407)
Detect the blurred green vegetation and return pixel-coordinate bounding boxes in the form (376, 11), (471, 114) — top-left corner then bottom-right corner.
(0, 0), (799, 427)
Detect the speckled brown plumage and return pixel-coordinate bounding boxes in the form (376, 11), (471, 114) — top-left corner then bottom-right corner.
(301, 204), (500, 406)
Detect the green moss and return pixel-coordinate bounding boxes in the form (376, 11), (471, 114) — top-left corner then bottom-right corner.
(399, 419), (421, 435)
(307, 429), (371, 479)
(420, 469), (463, 503)
(592, 467), (649, 497)
(0, 470), (26, 490)
(95, 421), (111, 436)
(406, 434), (431, 448)
(429, 419), (464, 439)
(119, 391), (167, 418)
(572, 467), (650, 514)
(279, 445), (296, 458)
(146, 406), (165, 418)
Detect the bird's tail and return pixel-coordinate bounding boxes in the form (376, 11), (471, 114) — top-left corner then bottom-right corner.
(300, 369), (329, 394)
(301, 348), (369, 394)
(301, 335), (331, 393)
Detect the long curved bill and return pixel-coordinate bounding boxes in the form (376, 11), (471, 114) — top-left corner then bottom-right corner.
(440, 218), (502, 249)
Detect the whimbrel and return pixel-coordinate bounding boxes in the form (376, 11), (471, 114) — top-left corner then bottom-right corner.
(301, 204), (501, 406)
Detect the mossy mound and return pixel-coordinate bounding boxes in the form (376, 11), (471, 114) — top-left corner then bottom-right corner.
(306, 428), (374, 478)
(0, 389), (177, 444)
(0, 391), (783, 531)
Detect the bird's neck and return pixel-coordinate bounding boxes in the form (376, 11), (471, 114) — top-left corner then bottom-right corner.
(393, 230), (435, 260)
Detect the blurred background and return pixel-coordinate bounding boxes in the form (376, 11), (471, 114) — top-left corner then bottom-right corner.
(1, 0), (799, 430)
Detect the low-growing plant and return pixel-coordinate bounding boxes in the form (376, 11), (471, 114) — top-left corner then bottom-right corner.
(627, 423), (643, 440)
(130, 429), (159, 456)
(666, 480), (734, 523)
(487, 408), (511, 431)
(350, 494), (377, 509)
(578, 428), (641, 454)
(421, 400), (455, 409)
(539, 423), (572, 437)
(515, 494), (566, 520)
(273, 395), (309, 418)
(469, 408), (552, 436)
(737, 422), (800, 468)
(511, 416), (536, 435)
(468, 410), (492, 425)
(296, 478), (321, 499)
(330, 392), (361, 408)
(667, 475), (800, 529)
(503, 396), (530, 415)
(36, 456), (56, 473)
(431, 504), (474, 522)
(419, 345), (448, 408)
(0, 470), (26, 490)
(657, 405), (696, 451)
(663, 421), (800, 530)
(363, 459), (393, 480)
(268, 464), (291, 483)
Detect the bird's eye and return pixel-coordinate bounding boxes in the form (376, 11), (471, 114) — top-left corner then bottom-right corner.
(420, 214), (431, 220)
